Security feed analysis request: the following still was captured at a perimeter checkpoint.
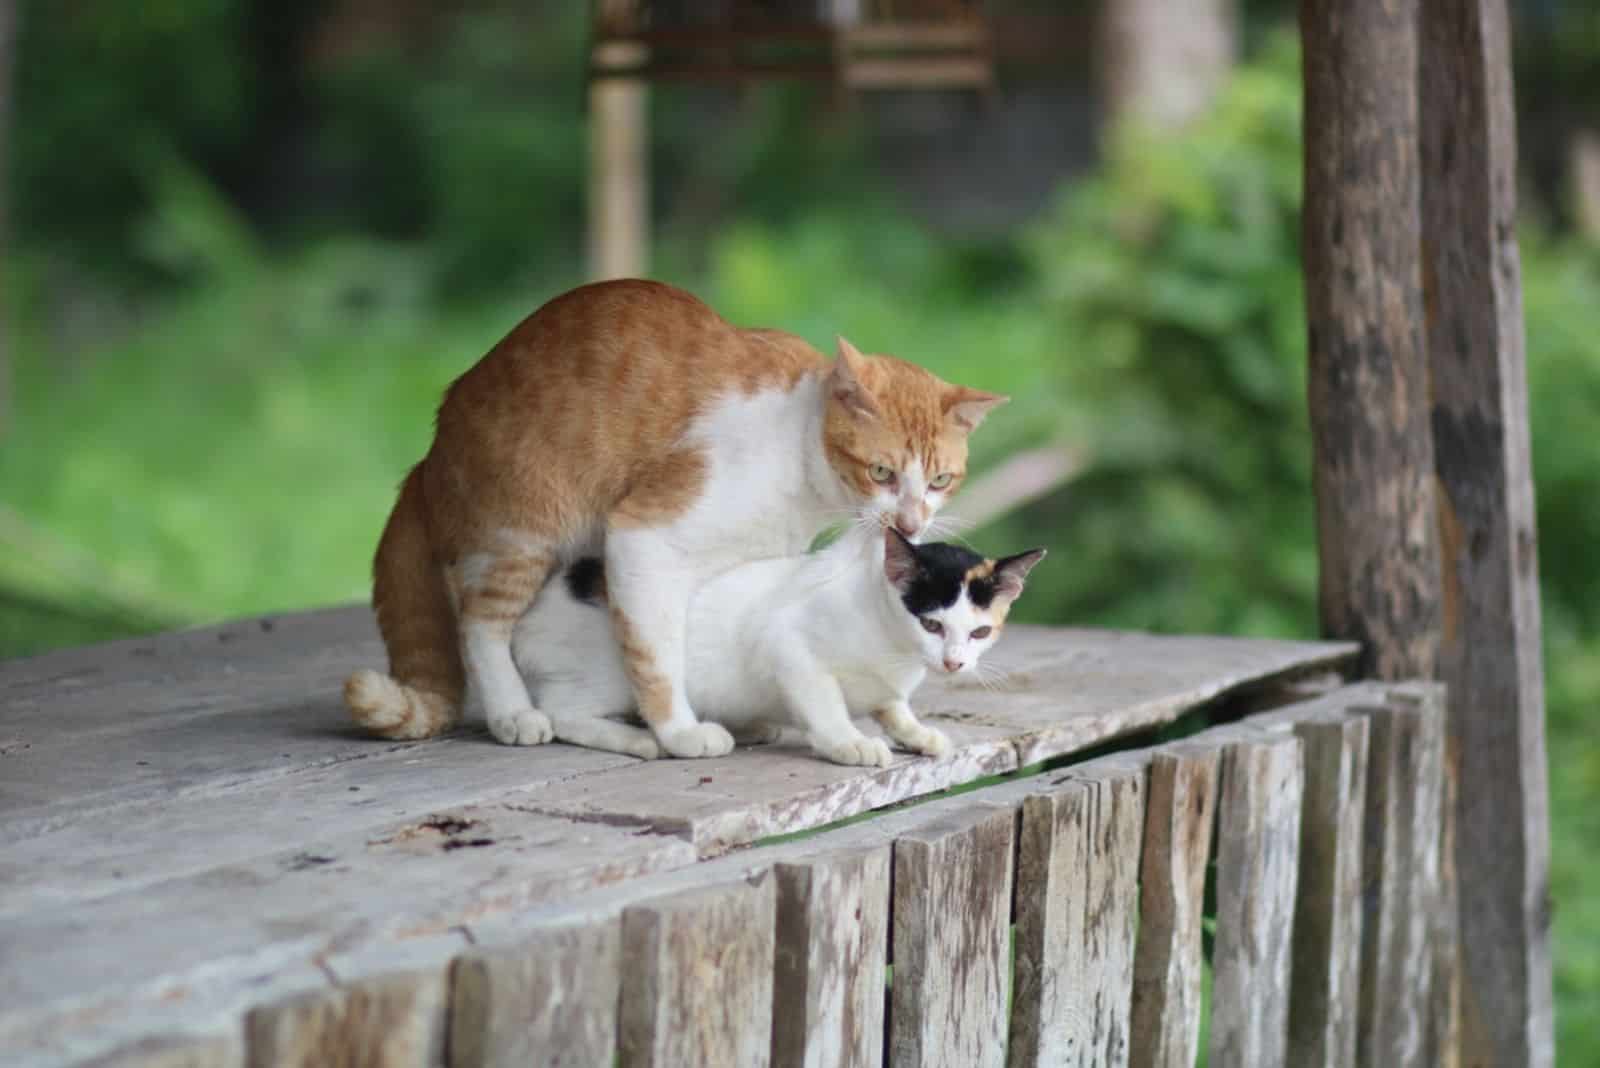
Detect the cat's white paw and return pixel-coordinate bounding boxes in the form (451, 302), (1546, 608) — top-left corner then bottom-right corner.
(907, 726), (951, 758)
(488, 706), (554, 746)
(821, 736), (894, 768)
(658, 722), (735, 759)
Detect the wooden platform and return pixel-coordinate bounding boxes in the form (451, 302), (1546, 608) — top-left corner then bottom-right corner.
(0, 607), (1355, 1066)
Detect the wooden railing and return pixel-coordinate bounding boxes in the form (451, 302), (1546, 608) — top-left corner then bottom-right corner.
(233, 681), (1446, 1068)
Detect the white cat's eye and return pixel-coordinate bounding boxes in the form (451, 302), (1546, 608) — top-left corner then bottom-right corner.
(971, 626), (993, 639)
(929, 472), (954, 490)
(920, 618), (943, 635)
(869, 464), (895, 484)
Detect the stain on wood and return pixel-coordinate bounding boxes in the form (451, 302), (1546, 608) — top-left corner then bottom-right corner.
(449, 917), (621, 1068)
(79, 1035), (237, 1068)
(770, 848), (891, 1068)
(618, 875), (777, 1068)
(890, 807), (1015, 1068)
(1209, 733), (1303, 1066)
(1128, 744), (1219, 1068)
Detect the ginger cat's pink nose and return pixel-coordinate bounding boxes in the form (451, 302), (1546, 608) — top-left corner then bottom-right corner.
(896, 516), (921, 537)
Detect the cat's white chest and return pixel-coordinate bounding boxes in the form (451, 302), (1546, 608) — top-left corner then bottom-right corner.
(675, 380), (838, 562)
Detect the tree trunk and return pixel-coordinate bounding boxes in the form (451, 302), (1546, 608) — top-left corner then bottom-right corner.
(1097, 0), (1236, 133)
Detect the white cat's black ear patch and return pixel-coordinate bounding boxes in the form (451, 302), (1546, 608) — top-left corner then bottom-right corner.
(993, 548), (1047, 599)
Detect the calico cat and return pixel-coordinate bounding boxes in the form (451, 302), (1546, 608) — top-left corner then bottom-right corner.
(510, 525), (1046, 766)
(344, 280), (1006, 757)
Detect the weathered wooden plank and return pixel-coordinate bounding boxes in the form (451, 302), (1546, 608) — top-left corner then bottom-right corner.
(889, 806), (1015, 1068)
(1355, 694), (1445, 1068)
(449, 917), (621, 1068)
(1302, 0), (1441, 684)
(1287, 713), (1370, 1068)
(1418, 2), (1553, 1063)
(0, 739), (641, 913)
(246, 968), (449, 1068)
(618, 875), (777, 1068)
(1208, 733), (1303, 1067)
(1011, 759), (1145, 1068)
(510, 627), (1355, 855)
(0, 809), (692, 1047)
(1128, 744), (1220, 1068)
(79, 1035), (238, 1068)
(771, 848), (892, 1068)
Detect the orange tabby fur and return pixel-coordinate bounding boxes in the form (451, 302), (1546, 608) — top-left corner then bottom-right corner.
(345, 279), (1000, 742)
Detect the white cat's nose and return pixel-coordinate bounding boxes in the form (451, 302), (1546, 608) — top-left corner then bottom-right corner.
(943, 657), (964, 673)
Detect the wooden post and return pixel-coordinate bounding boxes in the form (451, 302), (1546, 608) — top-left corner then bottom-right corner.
(587, 41), (649, 282)
(1301, 0), (1441, 682)
(1418, 1), (1554, 1063)
(1097, 0), (1236, 132)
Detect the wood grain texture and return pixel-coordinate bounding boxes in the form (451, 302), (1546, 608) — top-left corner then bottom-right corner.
(890, 807), (1015, 1068)
(79, 1035), (238, 1068)
(1418, 1), (1554, 1063)
(1128, 744), (1219, 1068)
(1011, 760), (1146, 1068)
(618, 875), (777, 1068)
(770, 848), (891, 1068)
(1287, 714), (1370, 1068)
(245, 968), (448, 1068)
(1356, 695), (1445, 1068)
(449, 917), (621, 1068)
(1301, 0), (1441, 683)
(1208, 733), (1303, 1067)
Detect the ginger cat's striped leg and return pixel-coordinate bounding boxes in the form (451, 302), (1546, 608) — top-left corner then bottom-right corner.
(454, 539), (557, 746)
(603, 527), (734, 759)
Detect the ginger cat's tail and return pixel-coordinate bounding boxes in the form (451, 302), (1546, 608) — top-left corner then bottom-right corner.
(345, 463), (464, 739)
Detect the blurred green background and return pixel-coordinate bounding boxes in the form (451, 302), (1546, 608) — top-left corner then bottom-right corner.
(1, 0), (1596, 1057)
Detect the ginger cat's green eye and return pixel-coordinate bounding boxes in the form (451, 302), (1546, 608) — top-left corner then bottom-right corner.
(869, 464), (895, 484)
(971, 626), (992, 639)
(929, 472), (954, 490)
(920, 618), (943, 635)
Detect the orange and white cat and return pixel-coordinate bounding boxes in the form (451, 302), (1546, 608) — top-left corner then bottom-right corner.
(344, 279), (1005, 757)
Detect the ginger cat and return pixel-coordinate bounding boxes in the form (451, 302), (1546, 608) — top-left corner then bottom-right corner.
(344, 279), (1005, 758)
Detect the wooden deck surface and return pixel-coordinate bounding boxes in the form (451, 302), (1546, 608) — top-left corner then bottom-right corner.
(0, 606), (1354, 1066)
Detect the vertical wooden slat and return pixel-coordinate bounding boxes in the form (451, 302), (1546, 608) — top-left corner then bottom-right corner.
(1208, 733), (1303, 1067)
(1288, 714), (1370, 1068)
(890, 807), (1015, 1068)
(1011, 762), (1146, 1068)
(450, 917), (621, 1068)
(1418, 1), (1553, 1064)
(1301, 0), (1441, 684)
(246, 970), (449, 1068)
(1128, 744), (1220, 1068)
(1355, 694), (1445, 1067)
(771, 847), (892, 1068)
(619, 876), (777, 1068)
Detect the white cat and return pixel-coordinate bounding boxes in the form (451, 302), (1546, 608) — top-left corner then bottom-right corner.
(511, 525), (1045, 766)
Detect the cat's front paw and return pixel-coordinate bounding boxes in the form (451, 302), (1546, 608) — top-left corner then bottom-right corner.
(819, 736), (894, 768)
(905, 725), (951, 758)
(488, 705), (554, 746)
(658, 722), (735, 759)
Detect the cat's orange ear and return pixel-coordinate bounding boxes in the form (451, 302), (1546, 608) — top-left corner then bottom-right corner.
(828, 337), (882, 421)
(943, 386), (1008, 432)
